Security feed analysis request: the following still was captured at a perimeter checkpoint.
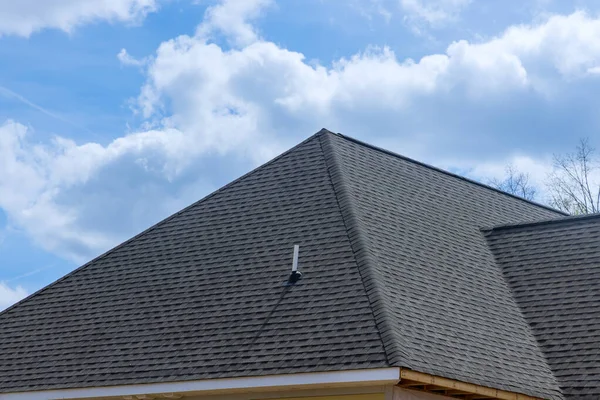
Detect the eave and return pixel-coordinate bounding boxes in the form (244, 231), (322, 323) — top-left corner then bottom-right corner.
(398, 369), (545, 400)
(0, 368), (550, 400)
(0, 368), (401, 400)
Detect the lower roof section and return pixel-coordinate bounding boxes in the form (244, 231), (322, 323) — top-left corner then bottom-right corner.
(484, 215), (600, 399)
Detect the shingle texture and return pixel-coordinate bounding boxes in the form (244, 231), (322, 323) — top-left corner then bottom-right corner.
(0, 134), (388, 392)
(485, 216), (600, 400)
(322, 133), (563, 400)
(1, 129), (590, 400)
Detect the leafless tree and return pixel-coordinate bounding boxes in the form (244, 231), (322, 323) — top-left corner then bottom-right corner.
(547, 138), (600, 214)
(490, 164), (537, 201)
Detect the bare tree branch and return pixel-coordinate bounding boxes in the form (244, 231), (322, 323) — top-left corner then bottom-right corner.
(547, 138), (600, 214)
(489, 164), (537, 201)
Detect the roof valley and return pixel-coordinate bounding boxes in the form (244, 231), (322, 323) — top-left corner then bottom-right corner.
(481, 231), (565, 397)
(482, 229), (560, 348)
(318, 131), (406, 368)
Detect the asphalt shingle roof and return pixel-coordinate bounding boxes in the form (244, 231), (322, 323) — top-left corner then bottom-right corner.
(485, 215), (600, 400)
(322, 133), (563, 399)
(1, 129), (592, 400)
(0, 131), (388, 391)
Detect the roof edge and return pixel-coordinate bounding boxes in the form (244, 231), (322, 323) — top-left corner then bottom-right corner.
(481, 212), (600, 233)
(330, 131), (568, 217)
(319, 132), (407, 368)
(0, 130), (329, 318)
(0, 368), (401, 399)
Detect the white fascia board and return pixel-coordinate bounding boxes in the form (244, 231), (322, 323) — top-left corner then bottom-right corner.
(0, 368), (400, 400)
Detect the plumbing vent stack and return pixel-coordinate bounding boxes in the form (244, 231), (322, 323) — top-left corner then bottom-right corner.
(289, 245), (302, 283)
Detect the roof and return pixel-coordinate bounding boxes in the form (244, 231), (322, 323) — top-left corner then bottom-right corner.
(0, 129), (575, 399)
(322, 132), (563, 399)
(485, 214), (600, 400)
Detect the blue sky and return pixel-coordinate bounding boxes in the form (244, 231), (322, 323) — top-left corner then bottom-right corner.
(1, 0), (600, 309)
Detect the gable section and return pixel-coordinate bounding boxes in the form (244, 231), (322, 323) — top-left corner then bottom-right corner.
(0, 133), (387, 393)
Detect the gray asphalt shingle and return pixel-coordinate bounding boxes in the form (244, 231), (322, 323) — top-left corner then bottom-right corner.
(0, 133), (388, 391)
(1, 129), (590, 400)
(485, 215), (600, 400)
(322, 133), (563, 400)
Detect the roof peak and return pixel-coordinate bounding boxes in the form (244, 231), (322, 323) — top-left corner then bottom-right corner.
(0, 128), (566, 399)
(315, 127), (336, 135)
(0, 131), (334, 318)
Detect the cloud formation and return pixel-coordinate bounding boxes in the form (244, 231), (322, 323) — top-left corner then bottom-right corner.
(0, 121), (214, 261)
(3, 1), (600, 264)
(0, 282), (27, 310)
(197, 0), (273, 46)
(139, 8), (600, 160)
(400, 0), (472, 26)
(118, 48), (150, 67)
(0, 0), (157, 37)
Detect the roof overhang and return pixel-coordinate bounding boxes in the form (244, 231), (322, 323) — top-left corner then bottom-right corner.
(398, 370), (544, 400)
(0, 368), (401, 400)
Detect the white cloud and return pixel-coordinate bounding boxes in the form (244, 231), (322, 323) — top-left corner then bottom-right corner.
(0, 282), (27, 310)
(118, 48), (150, 67)
(473, 11), (600, 78)
(196, 0), (273, 47)
(0, 120), (217, 261)
(0, 0), (157, 37)
(139, 9), (600, 131)
(351, 0), (393, 24)
(400, 0), (472, 27)
(454, 154), (554, 194)
(588, 66), (600, 74)
(5, 3), (600, 263)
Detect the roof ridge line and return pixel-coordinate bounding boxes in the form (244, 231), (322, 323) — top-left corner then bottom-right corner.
(330, 132), (568, 216)
(318, 131), (407, 368)
(0, 130), (329, 318)
(481, 212), (600, 232)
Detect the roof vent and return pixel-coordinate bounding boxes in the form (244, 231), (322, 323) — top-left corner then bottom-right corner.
(288, 244), (302, 284)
